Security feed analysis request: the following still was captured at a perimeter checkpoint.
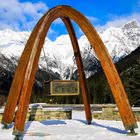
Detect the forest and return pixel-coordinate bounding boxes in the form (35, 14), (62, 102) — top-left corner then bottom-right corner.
(30, 46), (140, 106)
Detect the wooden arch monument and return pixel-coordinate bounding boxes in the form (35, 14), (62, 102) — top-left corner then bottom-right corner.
(1, 5), (137, 136)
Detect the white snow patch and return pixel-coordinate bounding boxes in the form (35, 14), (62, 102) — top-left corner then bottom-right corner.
(0, 111), (140, 140)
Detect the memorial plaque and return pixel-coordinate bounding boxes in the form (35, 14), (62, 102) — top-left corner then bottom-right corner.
(50, 80), (79, 96)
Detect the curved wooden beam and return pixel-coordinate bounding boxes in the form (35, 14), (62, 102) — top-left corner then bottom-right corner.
(2, 8), (63, 126)
(61, 17), (92, 123)
(13, 17), (92, 135)
(1, 12), (48, 126)
(2, 5), (137, 135)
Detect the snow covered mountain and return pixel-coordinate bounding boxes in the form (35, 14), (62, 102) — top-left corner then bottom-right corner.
(0, 20), (140, 79)
(99, 20), (140, 61)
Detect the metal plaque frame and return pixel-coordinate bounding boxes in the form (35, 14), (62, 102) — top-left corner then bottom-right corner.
(50, 80), (79, 96)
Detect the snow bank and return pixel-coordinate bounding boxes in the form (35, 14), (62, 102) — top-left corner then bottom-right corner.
(0, 111), (140, 140)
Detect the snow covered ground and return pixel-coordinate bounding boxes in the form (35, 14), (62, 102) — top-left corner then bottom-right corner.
(0, 111), (140, 140)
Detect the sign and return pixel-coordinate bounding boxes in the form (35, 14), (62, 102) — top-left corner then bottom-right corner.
(50, 80), (79, 96)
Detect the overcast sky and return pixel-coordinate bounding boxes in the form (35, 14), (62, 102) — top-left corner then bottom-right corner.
(0, 0), (140, 40)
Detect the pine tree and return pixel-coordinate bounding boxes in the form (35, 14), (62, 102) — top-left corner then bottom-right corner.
(122, 56), (140, 106)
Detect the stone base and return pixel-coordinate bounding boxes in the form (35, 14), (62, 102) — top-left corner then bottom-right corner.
(0, 104), (140, 122)
(0, 105), (72, 122)
(92, 105), (140, 121)
(27, 106), (72, 121)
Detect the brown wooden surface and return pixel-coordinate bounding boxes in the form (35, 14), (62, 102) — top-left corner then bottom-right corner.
(62, 17), (92, 123)
(1, 14), (48, 125)
(2, 5), (137, 135)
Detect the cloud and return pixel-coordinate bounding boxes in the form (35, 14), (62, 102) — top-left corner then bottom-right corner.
(48, 28), (58, 35)
(47, 28), (59, 41)
(96, 13), (140, 31)
(86, 16), (98, 23)
(53, 18), (63, 25)
(0, 0), (49, 31)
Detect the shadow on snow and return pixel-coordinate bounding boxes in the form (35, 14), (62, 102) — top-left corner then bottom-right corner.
(75, 119), (128, 135)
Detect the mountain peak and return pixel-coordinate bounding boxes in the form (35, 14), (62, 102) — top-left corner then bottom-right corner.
(122, 20), (139, 30)
(1, 28), (16, 34)
(54, 34), (71, 46)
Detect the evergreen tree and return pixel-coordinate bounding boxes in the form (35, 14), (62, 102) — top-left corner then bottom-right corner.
(122, 56), (140, 106)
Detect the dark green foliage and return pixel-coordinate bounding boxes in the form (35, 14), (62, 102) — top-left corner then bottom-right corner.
(87, 73), (114, 104)
(121, 56), (140, 106)
(87, 47), (140, 106)
(0, 94), (6, 106)
(87, 56), (140, 106)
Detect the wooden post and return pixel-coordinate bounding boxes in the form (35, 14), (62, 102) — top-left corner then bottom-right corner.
(62, 17), (92, 124)
(1, 16), (47, 126)
(13, 39), (45, 135)
(13, 18), (55, 136)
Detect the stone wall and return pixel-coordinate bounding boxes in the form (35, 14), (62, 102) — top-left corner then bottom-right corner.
(0, 104), (140, 122)
(0, 105), (72, 122)
(27, 106), (72, 121)
(92, 104), (140, 121)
